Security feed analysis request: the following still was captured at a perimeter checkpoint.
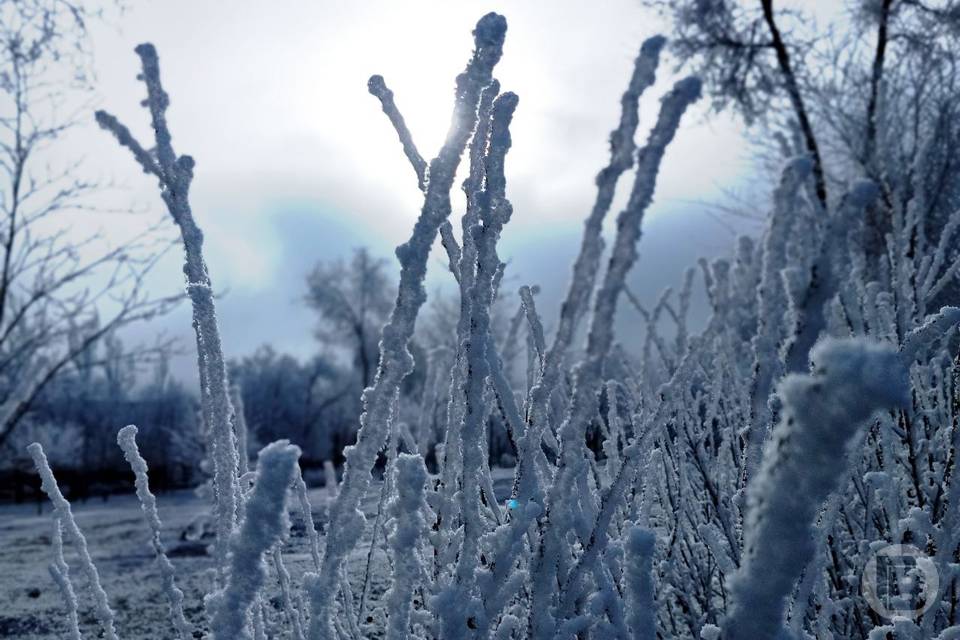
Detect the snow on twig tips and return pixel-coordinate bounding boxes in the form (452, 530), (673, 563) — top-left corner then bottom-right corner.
(724, 338), (909, 640)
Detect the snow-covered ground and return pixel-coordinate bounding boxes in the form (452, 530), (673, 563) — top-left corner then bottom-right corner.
(0, 471), (516, 639)
(0, 483), (375, 639)
(2, 489), (219, 639)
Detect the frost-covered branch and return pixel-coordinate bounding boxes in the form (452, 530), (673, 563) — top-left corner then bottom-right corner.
(744, 157), (812, 476)
(273, 545), (306, 640)
(231, 385), (250, 477)
(28, 442), (118, 640)
(48, 520), (82, 640)
(724, 339), (909, 640)
(900, 306), (960, 362)
(437, 79), (500, 546)
(519, 285), (546, 364)
(385, 454), (429, 640)
(293, 464), (322, 571)
(523, 35), (668, 461)
(117, 425), (193, 640)
(96, 43), (240, 583)
(546, 35), (666, 364)
(625, 526), (657, 640)
(207, 440), (301, 640)
(782, 181), (879, 375)
(368, 75), (428, 191)
(438, 91), (519, 640)
(530, 75), (701, 639)
(305, 15), (507, 639)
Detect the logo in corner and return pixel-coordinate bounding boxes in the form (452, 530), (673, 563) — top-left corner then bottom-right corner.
(862, 543), (939, 621)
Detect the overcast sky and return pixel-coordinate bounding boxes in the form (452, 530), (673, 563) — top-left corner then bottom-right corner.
(66, 0), (772, 381)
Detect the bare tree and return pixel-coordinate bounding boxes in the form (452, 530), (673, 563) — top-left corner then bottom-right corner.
(649, 0), (960, 242)
(0, 0), (180, 447)
(646, 0), (828, 207)
(229, 346), (349, 460)
(304, 247), (393, 390)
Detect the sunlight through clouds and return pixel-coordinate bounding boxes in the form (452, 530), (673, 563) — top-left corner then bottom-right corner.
(75, 0), (755, 370)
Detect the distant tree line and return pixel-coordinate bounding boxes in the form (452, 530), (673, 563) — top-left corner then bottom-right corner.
(0, 245), (524, 503)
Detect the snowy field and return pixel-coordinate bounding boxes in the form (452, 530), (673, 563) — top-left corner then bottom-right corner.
(2, 490), (221, 639)
(1, 472), (516, 640)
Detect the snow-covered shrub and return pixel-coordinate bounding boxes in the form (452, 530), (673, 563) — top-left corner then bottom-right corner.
(24, 10), (960, 640)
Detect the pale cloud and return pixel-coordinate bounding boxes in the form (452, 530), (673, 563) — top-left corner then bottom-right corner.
(67, 0), (760, 376)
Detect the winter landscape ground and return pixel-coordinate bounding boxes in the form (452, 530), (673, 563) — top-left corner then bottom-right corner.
(2, 472), (510, 640)
(2, 491), (223, 639)
(4, 1), (960, 639)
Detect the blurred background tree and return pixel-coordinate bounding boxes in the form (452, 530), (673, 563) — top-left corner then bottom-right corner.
(305, 247), (393, 390)
(0, 0), (180, 452)
(650, 0), (960, 282)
